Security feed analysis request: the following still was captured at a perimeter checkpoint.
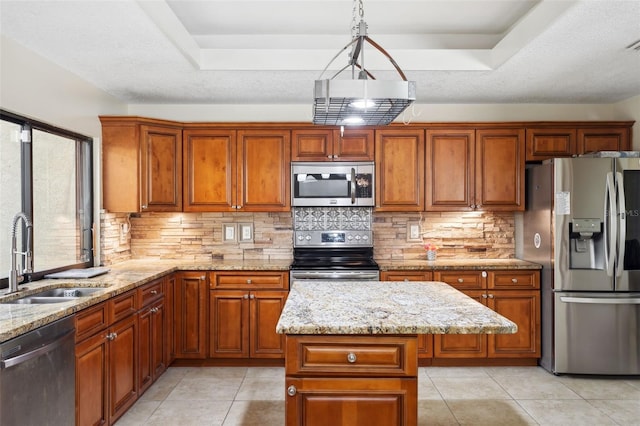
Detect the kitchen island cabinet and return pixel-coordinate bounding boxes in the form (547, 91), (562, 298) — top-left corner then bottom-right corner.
(277, 280), (516, 426)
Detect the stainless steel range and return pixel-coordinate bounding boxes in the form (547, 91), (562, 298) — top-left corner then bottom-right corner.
(290, 207), (379, 281)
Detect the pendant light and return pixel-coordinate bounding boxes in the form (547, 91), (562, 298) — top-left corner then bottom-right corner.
(312, 0), (416, 126)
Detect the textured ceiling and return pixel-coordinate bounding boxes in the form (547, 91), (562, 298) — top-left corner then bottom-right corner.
(1, 0), (639, 105)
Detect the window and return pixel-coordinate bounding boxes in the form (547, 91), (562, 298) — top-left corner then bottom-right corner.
(0, 110), (94, 287)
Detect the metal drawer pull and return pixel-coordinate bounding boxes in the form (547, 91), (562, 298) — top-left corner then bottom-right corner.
(150, 289), (158, 294)
(347, 352), (357, 363)
(287, 385), (297, 396)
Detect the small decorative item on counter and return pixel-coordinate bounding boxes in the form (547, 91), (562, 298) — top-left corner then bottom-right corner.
(424, 243), (438, 261)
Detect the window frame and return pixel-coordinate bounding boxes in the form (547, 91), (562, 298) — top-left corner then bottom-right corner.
(0, 109), (94, 286)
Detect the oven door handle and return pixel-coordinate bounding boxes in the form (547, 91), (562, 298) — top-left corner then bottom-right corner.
(351, 167), (356, 204)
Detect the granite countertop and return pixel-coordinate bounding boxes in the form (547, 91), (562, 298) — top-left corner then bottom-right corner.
(0, 259), (292, 343)
(378, 258), (541, 271)
(276, 280), (517, 335)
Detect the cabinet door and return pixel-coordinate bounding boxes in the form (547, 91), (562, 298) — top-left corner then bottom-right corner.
(333, 129), (375, 161)
(375, 129), (425, 211)
(250, 291), (288, 358)
(151, 300), (167, 379)
(174, 272), (208, 359)
(433, 290), (487, 358)
(425, 129), (475, 211)
(209, 290), (249, 358)
(109, 314), (138, 423)
(237, 130), (291, 211)
(183, 129), (236, 211)
(164, 274), (176, 365)
(140, 125), (182, 212)
(475, 128), (525, 211)
(285, 377), (417, 426)
(487, 290), (540, 358)
(76, 331), (109, 426)
(578, 127), (630, 154)
(291, 129), (333, 161)
(138, 305), (154, 394)
(525, 128), (576, 162)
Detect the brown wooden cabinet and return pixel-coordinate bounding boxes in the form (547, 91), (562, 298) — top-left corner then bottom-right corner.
(138, 278), (166, 394)
(577, 127), (631, 154)
(209, 271), (289, 358)
(375, 129), (425, 211)
(432, 269), (540, 361)
(75, 290), (139, 426)
(292, 128), (374, 161)
(525, 127), (577, 161)
(426, 128), (525, 211)
(284, 335), (418, 426)
(380, 270), (434, 359)
(174, 272), (208, 359)
(100, 117), (182, 212)
(164, 273), (176, 366)
(182, 128), (290, 212)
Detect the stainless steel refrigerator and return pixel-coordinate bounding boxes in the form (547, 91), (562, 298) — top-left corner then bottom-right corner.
(523, 153), (640, 375)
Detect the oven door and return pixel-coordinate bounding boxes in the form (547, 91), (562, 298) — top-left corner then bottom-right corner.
(291, 162), (374, 207)
(290, 270), (380, 281)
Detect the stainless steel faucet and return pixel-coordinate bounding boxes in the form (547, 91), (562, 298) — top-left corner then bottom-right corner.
(9, 212), (33, 293)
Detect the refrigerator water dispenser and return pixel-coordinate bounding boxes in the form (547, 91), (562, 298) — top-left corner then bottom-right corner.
(569, 219), (603, 269)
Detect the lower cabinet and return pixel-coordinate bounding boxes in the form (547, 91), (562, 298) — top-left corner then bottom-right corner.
(284, 335), (418, 426)
(209, 271), (289, 358)
(75, 291), (139, 426)
(138, 278), (167, 394)
(174, 271), (208, 359)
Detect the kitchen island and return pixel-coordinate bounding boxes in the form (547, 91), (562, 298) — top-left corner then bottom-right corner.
(276, 280), (517, 426)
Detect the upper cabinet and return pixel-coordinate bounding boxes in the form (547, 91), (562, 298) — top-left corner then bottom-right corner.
(101, 117), (183, 212)
(526, 123), (632, 162)
(292, 128), (374, 161)
(375, 129), (425, 211)
(183, 128), (291, 212)
(426, 128), (525, 211)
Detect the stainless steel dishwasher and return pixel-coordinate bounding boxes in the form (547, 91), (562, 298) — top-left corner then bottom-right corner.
(0, 316), (75, 425)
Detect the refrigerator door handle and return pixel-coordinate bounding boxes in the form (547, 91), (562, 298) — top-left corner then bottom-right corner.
(560, 296), (640, 305)
(615, 171), (626, 278)
(604, 172), (617, 277)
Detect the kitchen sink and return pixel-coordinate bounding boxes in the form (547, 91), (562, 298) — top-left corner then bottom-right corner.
(1, 287), (105, 304)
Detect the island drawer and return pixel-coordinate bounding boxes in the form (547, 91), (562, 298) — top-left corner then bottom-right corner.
(285, 335), (417, 377)
(210, 271), (289, 290)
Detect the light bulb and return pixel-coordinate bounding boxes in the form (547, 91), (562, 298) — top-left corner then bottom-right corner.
(350, 99), (376, 109)
(342, 116), (364, 125)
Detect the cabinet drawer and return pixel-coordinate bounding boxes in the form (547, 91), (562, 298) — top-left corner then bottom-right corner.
(138, 278), (164, 308)
(489, 270), (540, 290)
(211, 272), (289, 290)
(434, 271), (485, 290)
(76, 302), (108, 342)
(286, 335), (417, 377)
(109, 291), (138, 323)
(380, 271), (433, 281)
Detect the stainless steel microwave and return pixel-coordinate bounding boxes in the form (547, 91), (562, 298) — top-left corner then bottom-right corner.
(291, 162), (375, 206)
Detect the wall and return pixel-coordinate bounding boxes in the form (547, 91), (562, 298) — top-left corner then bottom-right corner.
(613, 94), (640, 149)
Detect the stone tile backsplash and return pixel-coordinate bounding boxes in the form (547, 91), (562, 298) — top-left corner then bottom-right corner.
(100, 210), (514, 265)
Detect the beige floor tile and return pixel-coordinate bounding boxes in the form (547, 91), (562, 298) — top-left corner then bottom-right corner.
(244, 366), (285, 379)
(139, 370), (185, 401)
(626, 378), (640, 390)
(166, 377), (244, 401)
(424, 367), (490, 378)
(222, 400), (285, 426)
(492, 374), (581, 400)
(517, 399), (618, 425)
(114, 400), (160, 425)
(235, 377), (286, 401)
(145, 399), (232, 426)
(432, 377), (511, 400)
(184, 366), (248, 379)
(588, 399), (640, 426)
(484, 366), (550, 378)
(418, 376), (443, 400)
(417, 400), (458, 426)
(558, 376), (640, 400)
(447, 399), (537, 426)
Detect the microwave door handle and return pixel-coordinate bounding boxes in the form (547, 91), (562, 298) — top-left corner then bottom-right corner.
(351, 167), (356, 204)
(605, 172), (617, 277)
(615, 171), (626, 278)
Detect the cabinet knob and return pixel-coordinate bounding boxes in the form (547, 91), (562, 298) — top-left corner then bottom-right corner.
(482, 294), (488, 298)
(250, 294), (255, 299)
(200, 276), (206, 281)
(287, 385), (297, 397)
(243, 294), (249, 299)
(150, 289), (158, 294)
(141, 205), (148, 210)
(327, 155), (332, 158)
(107, 332), (117, 341)
(488, 294), (494, 299)
(511, 278), (518, 283)
(457, 278), (464, 283)
(347, 352), (357, 363)
(246, 279), (252, 284)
